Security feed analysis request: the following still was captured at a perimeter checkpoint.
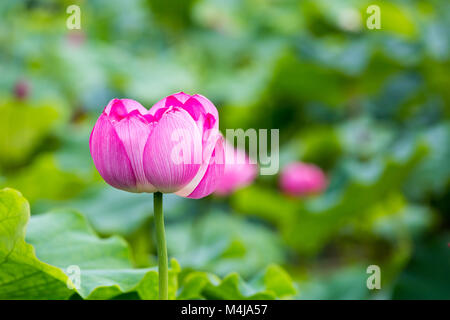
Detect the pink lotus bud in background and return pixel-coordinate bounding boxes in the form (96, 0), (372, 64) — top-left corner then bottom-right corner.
(89, 93), (224, 198)
(279, 162), (327, 197)
(14, 80), (30, 100)
(215, 141), (258, 196)
(67, 30), (85, 47)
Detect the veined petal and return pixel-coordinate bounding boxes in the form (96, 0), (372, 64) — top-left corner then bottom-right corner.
(89, 114), (137, 191)
(112, 113), (156, 193)
(143, 108), (202, 193)
(176, 133), (225, 199)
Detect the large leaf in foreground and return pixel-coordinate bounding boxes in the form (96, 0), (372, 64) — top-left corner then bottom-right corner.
(27, 209), (180, 299)
(0, 187), (295, 300)
(0, 188), (71, 299)
(0, 188), (179, 299)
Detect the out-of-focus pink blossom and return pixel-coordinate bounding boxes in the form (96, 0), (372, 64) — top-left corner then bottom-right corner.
(67, 30), (85, 47)
(14, 80), (30, 100)
(89, 93), (224, 198)
(215, 141), (258, 196)
(279, 162), (327, 197)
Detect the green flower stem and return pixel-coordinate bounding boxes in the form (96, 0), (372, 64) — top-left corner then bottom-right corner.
(153, 192), (168, 300)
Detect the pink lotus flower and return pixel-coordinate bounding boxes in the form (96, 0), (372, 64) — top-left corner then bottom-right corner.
(279, 162), (327, 197)
(215, 141), (258, 196)
(89, 92), (224, 198)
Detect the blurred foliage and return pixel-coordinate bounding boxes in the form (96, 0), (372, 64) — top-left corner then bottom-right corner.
(0, 0), (449, 299)
(233, 140), (427, 254)
(166, 210), (285, 278)
(0, 98), (65, 169)
(0, 188), (295, 300)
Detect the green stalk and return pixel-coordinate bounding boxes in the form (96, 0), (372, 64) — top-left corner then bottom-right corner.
(153, 192), (168, 300)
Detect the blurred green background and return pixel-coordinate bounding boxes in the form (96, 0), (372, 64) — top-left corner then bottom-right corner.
(0, 0), (449, 299)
